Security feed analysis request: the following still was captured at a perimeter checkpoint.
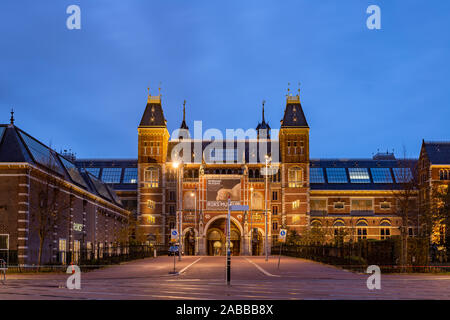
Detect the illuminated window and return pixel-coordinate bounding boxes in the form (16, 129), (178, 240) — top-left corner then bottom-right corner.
(146, 215), (155, 224)
(144, 167), (159, 187)
(310, 168), (325, 183)
(326, 168), (348, 183)
(292, 215), (301, 224)
(380, 201), (391, 209)
(371, 168), (393, 183)
(123, 168), (138, 183)
(348, 168), (370, 183)
(288, 167), (303, 187)
(393, 168), (413, 183)
(334, 202), (344, 209)
(292, 200), (301, 209)
(101, 168), (122, 183)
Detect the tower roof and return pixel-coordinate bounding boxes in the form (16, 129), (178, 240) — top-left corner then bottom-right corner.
(280, 95), (309, 128)
(422, 141), (450, 165)
(139, 89), (167, 128)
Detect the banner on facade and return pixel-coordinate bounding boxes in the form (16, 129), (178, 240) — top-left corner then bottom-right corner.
(206, 179), (241, 210)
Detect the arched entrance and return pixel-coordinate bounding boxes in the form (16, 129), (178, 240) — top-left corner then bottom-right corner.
(184, 228), (196, 255)
(206, 218), (241, 256)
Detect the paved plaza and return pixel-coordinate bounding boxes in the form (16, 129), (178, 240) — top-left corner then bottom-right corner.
(0, 256), (449, 300)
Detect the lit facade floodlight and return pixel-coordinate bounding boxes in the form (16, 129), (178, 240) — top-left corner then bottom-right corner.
(172, 161), (180, 169)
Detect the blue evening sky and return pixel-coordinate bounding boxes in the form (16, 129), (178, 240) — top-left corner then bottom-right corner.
(1, 0), (449, 159)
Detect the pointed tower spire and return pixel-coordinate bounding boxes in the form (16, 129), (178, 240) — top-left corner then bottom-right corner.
(262, 100), (266, 123)
(256, 100), (270, 139)
(10, 108), (14, 125)
(180, 100), (189, 130)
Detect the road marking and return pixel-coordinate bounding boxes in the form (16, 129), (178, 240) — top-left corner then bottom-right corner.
(244, 257), (280, 277)
(178, 257), (203, 274)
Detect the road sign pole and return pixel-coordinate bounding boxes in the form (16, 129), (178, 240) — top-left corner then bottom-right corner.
(173, 251), (176, 273)
(278, 242), (282, 269)
(226, 198), (231, 286)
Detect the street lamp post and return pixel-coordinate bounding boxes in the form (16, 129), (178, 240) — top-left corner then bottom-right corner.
(250, 186), (253, 256)
(173, 161), (182, 261)
(264, 154), (271, 262)
(191, 190), (197, 255)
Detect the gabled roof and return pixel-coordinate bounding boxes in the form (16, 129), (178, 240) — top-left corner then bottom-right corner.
(423, 141), (450, 165)
(281, 100), (309, 128)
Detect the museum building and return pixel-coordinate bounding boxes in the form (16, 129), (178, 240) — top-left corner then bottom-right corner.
(74, 90), (450, 256)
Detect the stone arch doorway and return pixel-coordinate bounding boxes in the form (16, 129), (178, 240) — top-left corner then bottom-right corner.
(206, 218), (241, 256)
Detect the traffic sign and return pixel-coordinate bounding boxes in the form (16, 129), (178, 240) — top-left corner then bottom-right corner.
(170, 229), (178, 242)
(279, 229), (287, 243)
(229, 205), (249, 211)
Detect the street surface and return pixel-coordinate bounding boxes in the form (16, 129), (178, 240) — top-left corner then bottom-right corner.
(0, 256), (449, 299)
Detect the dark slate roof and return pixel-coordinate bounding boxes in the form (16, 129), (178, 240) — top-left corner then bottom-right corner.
(139, 102), (167, 127)
(0, 124), (123, 207)
(423, 141), (450, 165)
(310, 158), (418, 191)
(0, 125), (32, 163)
(281, 102), (309, 128)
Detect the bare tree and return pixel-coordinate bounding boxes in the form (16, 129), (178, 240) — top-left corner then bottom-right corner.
(29, 158), (71, 269)
(390, 150), (419, 270)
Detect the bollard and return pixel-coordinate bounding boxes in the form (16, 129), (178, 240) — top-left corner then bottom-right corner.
(154, 248), (157, 258)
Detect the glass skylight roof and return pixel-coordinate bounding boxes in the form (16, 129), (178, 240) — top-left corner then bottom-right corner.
(371, 168), (393, 183)
(348, 168), (371, 183)
(90, 175), (112, 201)
(101, 168), (122, 183)
(326, 168), (348, 183)
(83, 167), (100, 178)
(106, 184), (122, 205)
(19, 131), (65, 175)
(310, 168), (325, 183)
(59, 155), (88, 188)
(123, 168), (138, 183)
(393, 168), (413, 183)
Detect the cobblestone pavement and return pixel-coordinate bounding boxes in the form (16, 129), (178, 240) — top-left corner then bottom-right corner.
(0, 256), (449, 299)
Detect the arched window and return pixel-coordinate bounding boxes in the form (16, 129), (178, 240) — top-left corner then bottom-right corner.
(356, 220), (368, 240)
(288, 167), (303, 187)
(144, 167), (159, 188)
(333, 219), (345, 236)
(249, 169), (254, 178)
(255, 169), (260, 178)
(380, 220), (391, 240)
(311, 220), (322, 228)
(333, 220), (345, 227)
